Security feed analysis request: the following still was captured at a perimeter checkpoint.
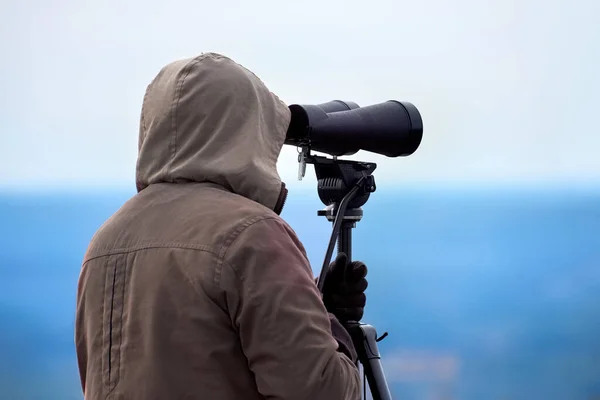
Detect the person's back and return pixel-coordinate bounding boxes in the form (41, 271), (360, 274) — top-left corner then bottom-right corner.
(75, 53), (363, 400)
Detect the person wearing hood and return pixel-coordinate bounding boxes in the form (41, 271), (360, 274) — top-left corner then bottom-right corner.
(75, 52), (368, 400)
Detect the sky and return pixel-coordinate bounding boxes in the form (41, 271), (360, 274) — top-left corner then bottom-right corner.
(1, 0), (599, 191)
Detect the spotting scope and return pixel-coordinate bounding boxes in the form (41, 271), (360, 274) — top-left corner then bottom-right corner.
(285, 100), (423, 157)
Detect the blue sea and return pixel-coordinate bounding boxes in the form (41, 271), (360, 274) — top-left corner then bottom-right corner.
(1, 186), (599, 400)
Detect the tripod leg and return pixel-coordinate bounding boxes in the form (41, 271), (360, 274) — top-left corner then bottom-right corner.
(345, 322), (393, 400)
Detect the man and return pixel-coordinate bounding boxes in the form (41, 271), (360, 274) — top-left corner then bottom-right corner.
(75, 52), (368, 400)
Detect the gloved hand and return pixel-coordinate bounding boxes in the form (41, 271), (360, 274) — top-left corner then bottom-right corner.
(322, 252), (368, 323)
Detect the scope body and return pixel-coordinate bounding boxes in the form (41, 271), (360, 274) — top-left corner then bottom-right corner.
(285, 100), (423, 158)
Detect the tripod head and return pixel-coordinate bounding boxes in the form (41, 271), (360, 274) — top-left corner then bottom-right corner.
(312, 155), (377, 211)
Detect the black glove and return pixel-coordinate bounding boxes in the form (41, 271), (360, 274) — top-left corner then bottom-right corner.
(322, 252), (368, 323)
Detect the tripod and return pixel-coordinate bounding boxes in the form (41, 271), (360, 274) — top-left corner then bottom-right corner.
(301, 152), (393, 400)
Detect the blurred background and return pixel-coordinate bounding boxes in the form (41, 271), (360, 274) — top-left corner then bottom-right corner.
(1, 0), (599, 399)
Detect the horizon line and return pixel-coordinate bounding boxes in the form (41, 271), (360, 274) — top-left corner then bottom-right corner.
(1, 181), (600, 196)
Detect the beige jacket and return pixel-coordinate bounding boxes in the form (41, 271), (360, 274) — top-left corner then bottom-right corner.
(75, 53), (361, 400)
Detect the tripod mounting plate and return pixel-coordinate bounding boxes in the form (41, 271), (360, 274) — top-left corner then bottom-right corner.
(318, 205), (363, 222)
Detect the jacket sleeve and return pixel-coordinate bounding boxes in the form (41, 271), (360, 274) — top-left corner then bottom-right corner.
(221, 216), (361, 400)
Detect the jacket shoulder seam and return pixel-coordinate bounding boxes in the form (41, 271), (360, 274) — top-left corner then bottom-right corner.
(83, 243), (218, 264)
(215, 215), (286, 284)
(217, 215), (281, 262)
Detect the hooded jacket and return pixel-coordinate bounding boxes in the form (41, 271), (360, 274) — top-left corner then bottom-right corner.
(75, 53), (361, 400)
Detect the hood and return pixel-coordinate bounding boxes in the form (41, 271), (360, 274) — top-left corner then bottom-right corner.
(135, 53), (291, 213)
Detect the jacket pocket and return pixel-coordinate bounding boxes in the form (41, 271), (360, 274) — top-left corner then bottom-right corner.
(102, 253), (128, 393)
